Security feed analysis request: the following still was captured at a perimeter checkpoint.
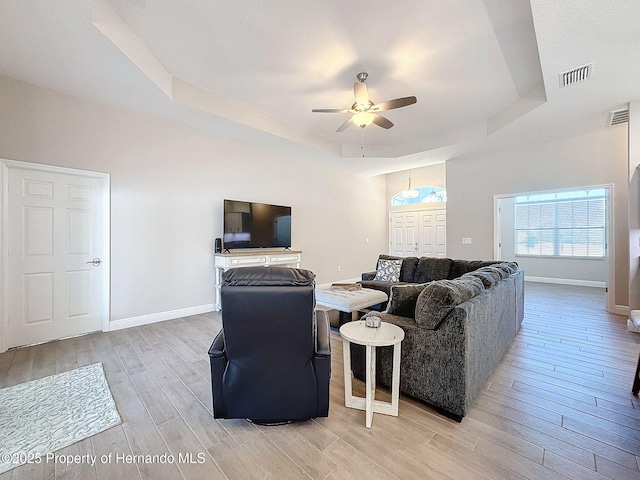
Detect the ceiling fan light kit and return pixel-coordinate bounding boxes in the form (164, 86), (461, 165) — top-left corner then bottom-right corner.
(352, 111), (375, 128)
(312, 72), (417, 132)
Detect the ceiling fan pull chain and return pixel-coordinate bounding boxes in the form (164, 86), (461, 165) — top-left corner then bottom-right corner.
(361, 127), (365, 158)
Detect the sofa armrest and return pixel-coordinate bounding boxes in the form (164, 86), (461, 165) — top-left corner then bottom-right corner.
(361, 271), (377, 281)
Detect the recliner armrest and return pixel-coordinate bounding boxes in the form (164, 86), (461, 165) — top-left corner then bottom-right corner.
(208, 330), (228, 418)
(315, 311), (331, 356)
(208, 330), (226, 358)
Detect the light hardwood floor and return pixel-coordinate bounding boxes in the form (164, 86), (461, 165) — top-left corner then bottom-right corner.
(1, 282), (639, 479)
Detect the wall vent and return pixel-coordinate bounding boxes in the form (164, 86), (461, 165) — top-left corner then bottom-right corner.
(608, 108), (629, 126)
(559, 63), (593, 87)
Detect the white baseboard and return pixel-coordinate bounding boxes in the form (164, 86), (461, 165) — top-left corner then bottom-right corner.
(525, 276), (606, 288)
(613, 304), (630, 316)
(108, 304), (215, 331)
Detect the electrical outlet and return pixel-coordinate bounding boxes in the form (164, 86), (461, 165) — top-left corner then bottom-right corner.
(462, 238), (472, 245)
(337, 266), (341, 272)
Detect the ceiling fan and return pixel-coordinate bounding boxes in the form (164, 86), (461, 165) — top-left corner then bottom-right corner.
(312, 72), (417, 132)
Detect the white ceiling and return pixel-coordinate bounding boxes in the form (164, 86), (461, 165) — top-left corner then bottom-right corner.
(0, 1), (637, 175)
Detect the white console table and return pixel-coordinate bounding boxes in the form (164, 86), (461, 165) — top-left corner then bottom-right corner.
(213, 250), (302, 310)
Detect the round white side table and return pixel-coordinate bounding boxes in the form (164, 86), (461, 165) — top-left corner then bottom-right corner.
(339, 320), (405, 428)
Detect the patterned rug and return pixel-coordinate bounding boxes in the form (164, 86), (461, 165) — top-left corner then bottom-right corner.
(0, 363), (121, 474)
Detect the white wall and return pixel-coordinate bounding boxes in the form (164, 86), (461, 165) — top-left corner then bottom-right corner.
(0, 76), (388, 324)
(446, 127), (629, 307)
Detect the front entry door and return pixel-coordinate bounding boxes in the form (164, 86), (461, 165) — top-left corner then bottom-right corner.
(389, 211), (420, 257)
(390, 209), (446, 258)
(4, 161), (109, 349)
(419, 209), (447, 257)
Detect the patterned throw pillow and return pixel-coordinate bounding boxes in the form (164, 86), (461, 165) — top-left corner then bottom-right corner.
(373, 258), (402, 282)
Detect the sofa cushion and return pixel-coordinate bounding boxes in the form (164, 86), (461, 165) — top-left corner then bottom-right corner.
(399, 257), (419, 282)
(461, 268), (501, 288)
(386, 283), (428, 318)
(414, 257), (453, 283)
(415, 276), (485, 329)
(494, 262), (519, 275)
(464, 264), (513, 287)
(448, 259), (500, 279)
(374, 258), (403, 282)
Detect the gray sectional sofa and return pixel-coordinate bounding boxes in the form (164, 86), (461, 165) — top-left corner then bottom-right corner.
(353, 255), (524, 420)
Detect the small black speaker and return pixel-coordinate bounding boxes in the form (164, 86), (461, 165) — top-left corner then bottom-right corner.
(214, 238), (222, 253)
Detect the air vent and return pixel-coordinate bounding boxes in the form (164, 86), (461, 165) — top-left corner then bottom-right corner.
(559, 63), (593, 87)
(608, 108), (629, 126)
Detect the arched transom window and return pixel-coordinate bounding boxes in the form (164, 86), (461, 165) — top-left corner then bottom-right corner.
(392, 186), (447, 206)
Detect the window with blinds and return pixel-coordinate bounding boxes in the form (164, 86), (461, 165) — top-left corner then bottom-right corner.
(515, 189), (606, 258)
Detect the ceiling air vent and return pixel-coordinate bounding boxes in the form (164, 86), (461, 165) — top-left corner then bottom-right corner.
(608, 108), (629, 126)
(559, 63), (593, 87)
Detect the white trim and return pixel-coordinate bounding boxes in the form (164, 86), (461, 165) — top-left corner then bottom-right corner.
(100, 174), (111, 333)
(0, 163), (7, 353)
(613, 305), (630, 317)
(109, 304), (215, 331)
(389, 203), (448, 212)
(525, 276), (606, 288)
(0, 159), (110, 352)
(0, 159), (109, 178)
(604, 184), (616, 314)
(494, 197), (502, 260)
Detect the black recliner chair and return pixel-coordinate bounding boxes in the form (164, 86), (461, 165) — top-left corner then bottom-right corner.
(208, 267), (331, 423)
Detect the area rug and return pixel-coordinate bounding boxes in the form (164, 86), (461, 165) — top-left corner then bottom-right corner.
(0, 362), (121, 474)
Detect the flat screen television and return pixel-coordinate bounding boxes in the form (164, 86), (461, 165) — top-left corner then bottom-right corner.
(223, 199), (292, 250)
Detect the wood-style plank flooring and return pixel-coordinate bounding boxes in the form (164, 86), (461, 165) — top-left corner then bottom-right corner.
(1, 282), (639, 479)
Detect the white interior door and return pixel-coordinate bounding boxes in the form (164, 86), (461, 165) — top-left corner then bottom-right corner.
(390, 209), (446, 258)
(3, 161), (109, 349)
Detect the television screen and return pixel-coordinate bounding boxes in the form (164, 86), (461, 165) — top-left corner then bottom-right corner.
(223, 200), (292, 249)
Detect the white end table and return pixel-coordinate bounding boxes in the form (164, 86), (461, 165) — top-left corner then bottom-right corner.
(339, 320), (405, 428)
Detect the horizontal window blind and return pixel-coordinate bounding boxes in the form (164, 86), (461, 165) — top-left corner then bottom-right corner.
(515, 190), (605, 258)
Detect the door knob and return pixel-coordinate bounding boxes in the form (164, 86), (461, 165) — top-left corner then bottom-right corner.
(86, 258), (101, 267)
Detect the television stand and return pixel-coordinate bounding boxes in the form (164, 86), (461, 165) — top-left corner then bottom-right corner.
(213, 250), (302, 310)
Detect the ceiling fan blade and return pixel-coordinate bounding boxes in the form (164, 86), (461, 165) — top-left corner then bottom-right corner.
(372, 114), (394, 129)
(312, 108), (351, 113)
(336, 117), (354, 132)
(371, 96), (417, 112)
(354, 81), (369, 105)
